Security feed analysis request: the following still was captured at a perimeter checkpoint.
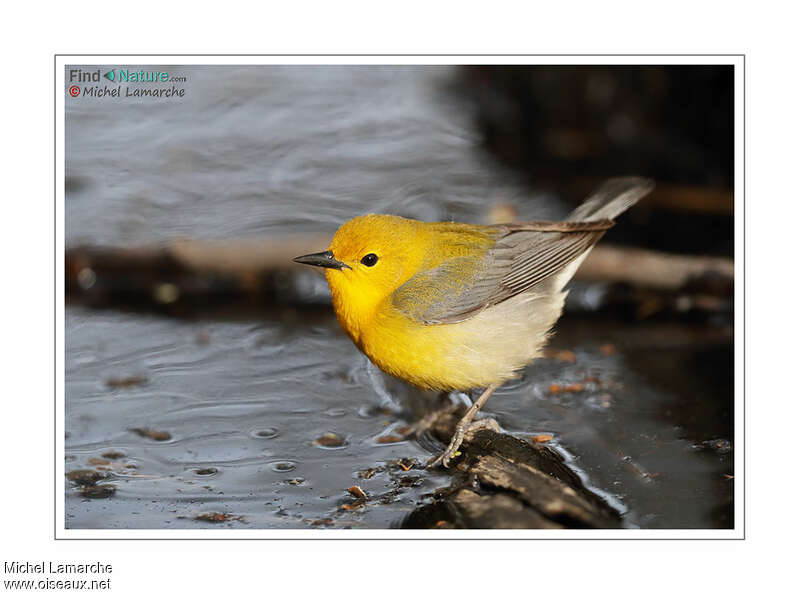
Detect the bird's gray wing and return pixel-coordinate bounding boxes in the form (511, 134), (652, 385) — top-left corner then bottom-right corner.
(393, 177), (653, 325)
(392, 220), (613, 325)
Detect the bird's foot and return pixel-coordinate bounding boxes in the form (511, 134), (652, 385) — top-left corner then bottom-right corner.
(426, 417), (501, 469)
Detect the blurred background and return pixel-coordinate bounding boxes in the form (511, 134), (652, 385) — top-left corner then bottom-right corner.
(64, 65), (734, 529)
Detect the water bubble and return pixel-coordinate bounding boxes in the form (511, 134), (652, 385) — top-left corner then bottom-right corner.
(193, 467), (218, 476)
(250, 427), (279, 439)
(270, 461), (296, 473)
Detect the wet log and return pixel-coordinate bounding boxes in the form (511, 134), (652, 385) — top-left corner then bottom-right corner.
(400, 407), (622, 529)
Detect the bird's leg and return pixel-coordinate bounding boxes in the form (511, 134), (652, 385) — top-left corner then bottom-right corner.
(427, 384), (499, 469)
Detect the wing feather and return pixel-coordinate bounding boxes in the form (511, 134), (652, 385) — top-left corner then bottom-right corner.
(393, 226), (607, 325)
(391, 177), (652, 325)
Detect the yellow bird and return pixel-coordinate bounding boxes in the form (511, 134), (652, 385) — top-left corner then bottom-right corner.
(294, 177), (653, 467)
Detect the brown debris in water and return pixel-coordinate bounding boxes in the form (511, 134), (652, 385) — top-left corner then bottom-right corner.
(548, 383), (586, 394)
(358, 466), (384, 479)
(542, 348), (577, 363)
(313, 432), (347, 448)
(376, 434), (406, 444)
(195, 512), (243, 523)
(65, 463), (115, 499)
(340, 485), (369, 511)
(130, 428), (172, 441)
(106, 375), (148, 388)
(396, 475), (423, 488)
(81, 484), (116, 499)
(310, 518), (334, 527)
(66, 469), (107, 486)
(347, 486), (367, 500)
(388, 458), (419, 472)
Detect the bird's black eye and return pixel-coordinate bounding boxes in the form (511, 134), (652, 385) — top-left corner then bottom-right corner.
(360, 253), (378, 267)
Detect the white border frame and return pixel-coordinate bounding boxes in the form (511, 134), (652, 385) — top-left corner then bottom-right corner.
(56, 54), (744, 540)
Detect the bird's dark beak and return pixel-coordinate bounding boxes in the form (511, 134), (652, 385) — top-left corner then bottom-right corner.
(293, 250), (351, 270)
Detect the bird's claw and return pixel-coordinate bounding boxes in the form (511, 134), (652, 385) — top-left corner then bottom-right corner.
(425, 453), (444, 468)
(426, 443), (462, 469)
(425, 417), (501, 469)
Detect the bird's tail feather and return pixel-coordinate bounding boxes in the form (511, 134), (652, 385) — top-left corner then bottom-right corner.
(567, 177), (654, 222)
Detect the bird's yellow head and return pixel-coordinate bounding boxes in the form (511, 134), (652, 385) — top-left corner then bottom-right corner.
(293, 214), (426, 341)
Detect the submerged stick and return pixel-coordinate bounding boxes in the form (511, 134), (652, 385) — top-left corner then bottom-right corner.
(66, 235), (733, 303)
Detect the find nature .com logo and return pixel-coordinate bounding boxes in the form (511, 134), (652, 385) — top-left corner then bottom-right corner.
(67, 68), (187, 99)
